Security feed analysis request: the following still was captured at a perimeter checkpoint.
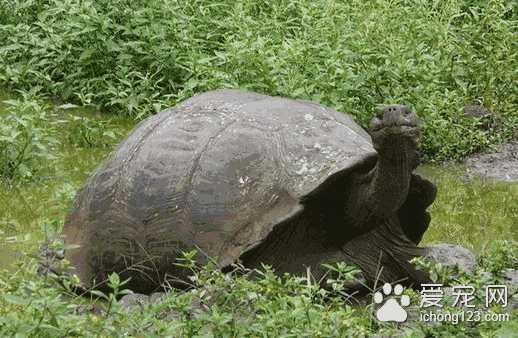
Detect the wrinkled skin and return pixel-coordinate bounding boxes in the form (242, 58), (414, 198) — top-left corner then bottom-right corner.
(62, 90), (436, 294)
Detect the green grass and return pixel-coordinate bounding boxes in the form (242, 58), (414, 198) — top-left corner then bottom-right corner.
(1, 0), (517, 161)
(0, 240), (516, 337)
(419, 165), (518, 251)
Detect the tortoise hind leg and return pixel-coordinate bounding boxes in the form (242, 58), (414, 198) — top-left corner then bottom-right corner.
(341, 215), (431, 289)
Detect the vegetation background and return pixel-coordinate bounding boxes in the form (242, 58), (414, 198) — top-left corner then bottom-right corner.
(0, 0), (516, 337)
(1, 0), (516, 161)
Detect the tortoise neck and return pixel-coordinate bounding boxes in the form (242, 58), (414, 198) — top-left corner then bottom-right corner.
(343, 133), (417, 235)
(368, 134), (417, 216)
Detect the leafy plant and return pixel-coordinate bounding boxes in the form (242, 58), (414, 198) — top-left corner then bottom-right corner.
(412, 256), (465, 284)
(66, 115), (119, 148)
(0, 92), (59, 182)
(478, 240), (518, 276)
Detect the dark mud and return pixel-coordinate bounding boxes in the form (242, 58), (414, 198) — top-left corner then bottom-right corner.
(465, 141), (518, 182)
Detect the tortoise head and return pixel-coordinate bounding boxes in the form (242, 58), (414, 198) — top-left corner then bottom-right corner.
(368, 105), (420, 167)
(369, 104), (419, 133)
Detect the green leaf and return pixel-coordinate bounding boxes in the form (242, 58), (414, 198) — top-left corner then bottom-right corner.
(3, 294), (29, 305)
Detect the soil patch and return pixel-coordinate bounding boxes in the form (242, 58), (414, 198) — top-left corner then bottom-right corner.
(465, 141), (518, 182)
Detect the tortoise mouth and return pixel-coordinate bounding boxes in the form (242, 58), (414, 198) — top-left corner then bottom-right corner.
(370, 124), (419, 137)
(370, 122), (418, 133)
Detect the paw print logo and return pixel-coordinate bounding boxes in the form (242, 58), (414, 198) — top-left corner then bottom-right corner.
(373, 283), (410, 322)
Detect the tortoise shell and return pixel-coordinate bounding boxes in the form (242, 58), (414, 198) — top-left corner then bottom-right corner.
(64, 89), (428, 289)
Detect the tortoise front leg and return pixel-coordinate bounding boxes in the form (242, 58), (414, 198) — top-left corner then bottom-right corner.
(340, 215), (431, 289)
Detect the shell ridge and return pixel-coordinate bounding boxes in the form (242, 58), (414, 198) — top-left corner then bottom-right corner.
(178, 119), (239, 239)
(111, 111), (175, 211)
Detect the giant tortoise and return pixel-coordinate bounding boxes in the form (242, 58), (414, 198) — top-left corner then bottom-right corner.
(64, 89), (436, 293)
